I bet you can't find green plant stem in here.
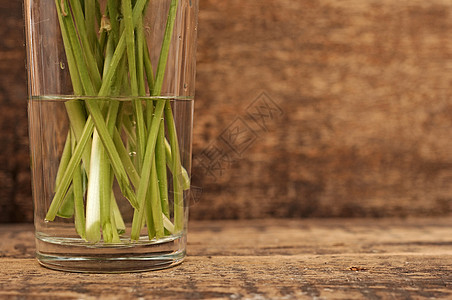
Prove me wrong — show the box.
[98,0,148,96]
[60,6,138,207]
[164,139,190,190]
[122,0,146,171]
[130,100,164,240]
[71,130,86,240]
[58,1,138,209]
[143,42,155,94]
[150,159,165,238]
[107,0,120,44]
[99,30,107,60]
[88,32,124,243]
[136,16,146,97]
[145,189,156,239]
[55,132,72,187]
[55,0,92,172]
[56,132,75,218]
[142,33,170,220]
[142,96,159,239]
[65,102,92,172]
[100,145,113,243]
[85,101,138,208]
[134,15,148,169]
[46,117,94,221]
[56,1,83,94]
[56,186,74,218]
[101,99,122,244]
[62,5,96,95]
[130,0,180,239]
[68,0,102,89]
[95,0,102,28]
[109,196,122,243]
[153,0,179,96]
[98,34,117,243]
[165,102,184,232]
[84,0,100,65]
[85,130,102,243]
[113,129,140,187]
[136,14,168,240]
[163,214,175,234]
[50,0,190,243]
[131,158,164,240]
[121,115,137,146]
[122,0,138,96]
[77,2,151,210]
[156,121,170,218]
[132,101,146,168]
[111,192,126,235]
[143,43,155,132]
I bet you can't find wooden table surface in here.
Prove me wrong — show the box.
[0,218,451,299]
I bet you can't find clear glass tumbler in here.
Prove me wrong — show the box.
[24,0,198,273]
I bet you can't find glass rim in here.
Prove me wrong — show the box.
[29,95,194,102]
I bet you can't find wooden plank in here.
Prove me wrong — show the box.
[0,0,31,223]
[191,0,452,219]
[0,219,451,299]
[0,255,450,299]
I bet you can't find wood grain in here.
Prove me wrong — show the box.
[0,218,451,299]
[0,1,31,222]
[190,0,452,219]
[0,0,451,221]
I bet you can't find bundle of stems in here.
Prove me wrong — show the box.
[44,0,190,243]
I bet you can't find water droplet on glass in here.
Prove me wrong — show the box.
[60,62,65,69]
[178,35,182,40]
[129,151,137,157]
[183,83,188,91]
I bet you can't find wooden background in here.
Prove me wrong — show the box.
[0,0,451,222]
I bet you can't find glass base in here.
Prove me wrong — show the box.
[35,234,186,273]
